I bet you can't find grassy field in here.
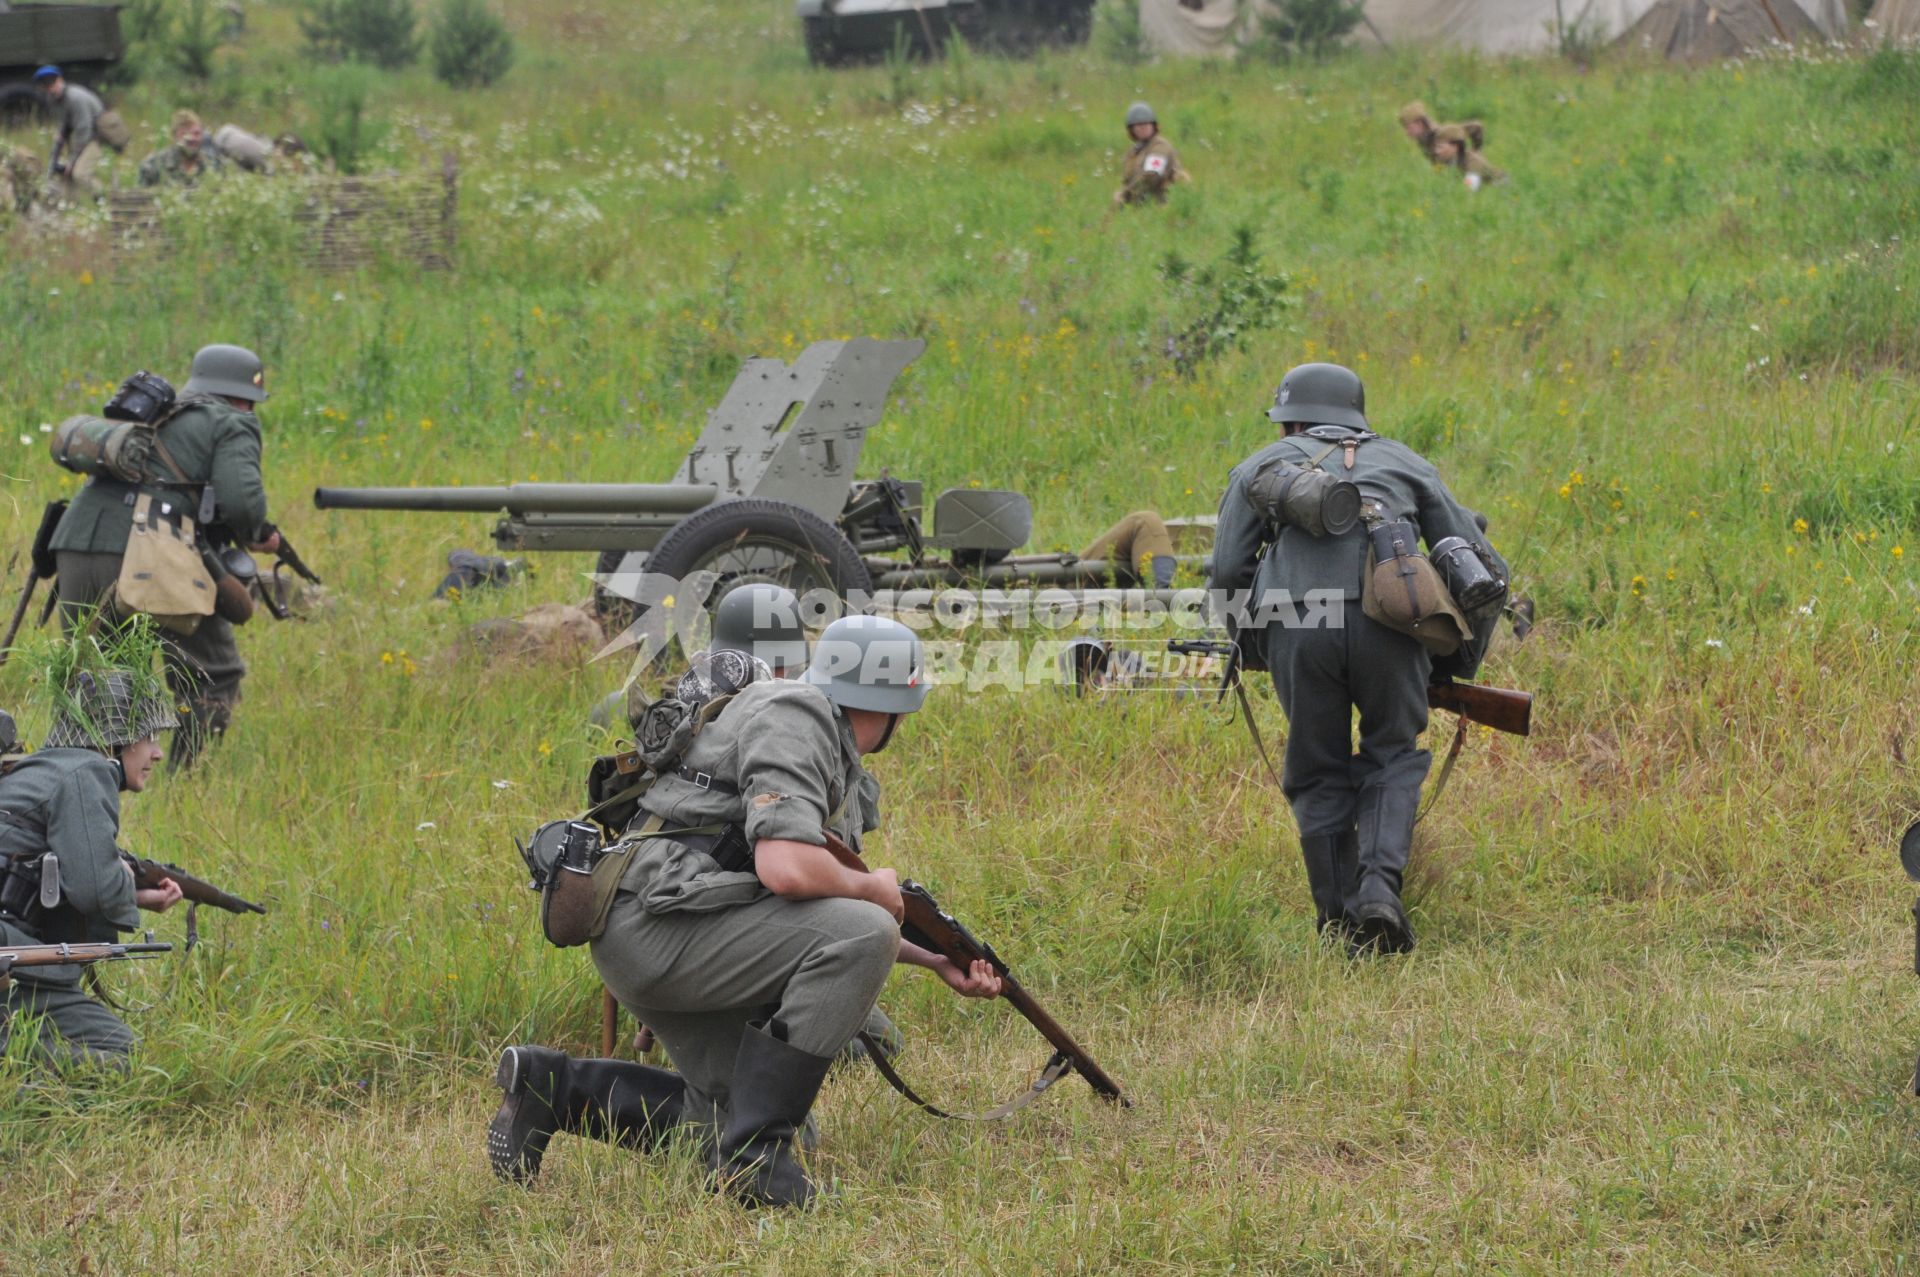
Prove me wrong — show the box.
[4,1,1920,1271]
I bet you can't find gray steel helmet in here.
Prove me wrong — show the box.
[711,583,809,675]
[1125,101,1156,129]
[182,343,269,403]
[1267,362,1367,430]
[802,615,929,714]
[43,669,179,751]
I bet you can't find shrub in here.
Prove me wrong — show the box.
[308,62,389,174]
[429,0,515,89]
[1246,0,1362,61]
[1095,0,1148,65]
[301,0,422,69]
[170,0,223,80]
[1162,226,1294,376]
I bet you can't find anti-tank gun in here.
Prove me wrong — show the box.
[315,339,1216,624]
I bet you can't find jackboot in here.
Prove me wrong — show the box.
[1297,833,1352,939]
[1351,784,1422,955]
[486,1044,690,1185]
[712,1020,835,1209]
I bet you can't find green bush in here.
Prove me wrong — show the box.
[308,62,389,174]
[170,0,223,80]
[428,0,515,89]
[1095,0,1148,65]
[1247,0,1362,61]
[301,0,422,69]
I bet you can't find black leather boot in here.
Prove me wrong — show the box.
[1352,785,1421,955]
[713,1020,835,1209]
[486,1045,690,1185]
[1298,833,1352,938]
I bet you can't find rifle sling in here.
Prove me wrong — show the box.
[1415,714,1471,825]
[859,1034,1074,1122]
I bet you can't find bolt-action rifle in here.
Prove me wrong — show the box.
[822,831,1128,1118]
[122,854,265,949]
[0,940,172,991]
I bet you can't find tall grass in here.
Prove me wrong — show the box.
[2,6,1919,1272]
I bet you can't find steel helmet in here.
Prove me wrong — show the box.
[710,583,809,675]
[183,343,269,403]
[1125,101,1157,129]
[802,615,928,714]
[1266,362,1368,431]
[42,669,178,752]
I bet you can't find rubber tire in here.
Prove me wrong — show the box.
[0,83,51,127]
[596,497,872,637]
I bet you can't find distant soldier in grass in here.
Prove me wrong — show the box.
[138,110,228,188]
[1114,101,1186,207]
[51,344,281,772]
[0,144,40,218]
[34,66,112,202]
[0,640,183,1070]
[1398,100,1501,189]
[489,616,1002,1209]
[1080,510,1180,589]
[1208,363,1507,955]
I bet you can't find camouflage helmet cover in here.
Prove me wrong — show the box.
[183,343,268,403]
[710,583,809,675]
[802,615,929,715]
[1125,101,1156,128]
[43,669,178,752]
[1267,362,1369,431]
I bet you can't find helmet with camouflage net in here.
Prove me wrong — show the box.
[710,583,809,676]
[1125,101,1157,129]
[1267,362,1368,431]
[43,669,178,752]
[183,343,268,403]
[802,615,928,715]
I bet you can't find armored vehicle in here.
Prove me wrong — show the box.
[0,3,123,124]
[316,338,1212,624]
[798,0,1096,65]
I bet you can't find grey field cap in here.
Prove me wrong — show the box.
[1267,362,1368,430]
[183,343,269,403]
[43,669,179,751]
[802,615,929,714]
[1125,101,1156,128]
[710,583,810,675]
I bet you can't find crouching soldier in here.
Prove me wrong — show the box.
[489,615,1001,1208]
[0,661,183,1069]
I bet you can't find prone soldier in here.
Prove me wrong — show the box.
[138,110,229,188]
[490,615,1002,1208]
[50,345,281,772]
[1398,101,1502,190]
[1208,363,1508,954]
[1114,101,1186,208]
[0,661,183,1069]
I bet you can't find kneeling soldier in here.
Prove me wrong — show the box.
[0,662,183,1069]
[489,615,1001,1207]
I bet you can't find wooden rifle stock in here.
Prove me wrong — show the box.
[1427,680,1532,737]
[823,833,1128,1107]
[0,940,172,989]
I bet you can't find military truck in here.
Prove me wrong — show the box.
[798,0,1096,65]
[315,338,1213,626]
[0,2,123,125]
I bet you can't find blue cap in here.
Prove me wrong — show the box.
[33,65,60,81]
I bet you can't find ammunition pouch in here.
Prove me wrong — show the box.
[1361,520,1471,657]
[1245,458,1361,538]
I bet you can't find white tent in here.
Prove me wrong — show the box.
[1866,0,1920,41]
[1135,0,1847,56]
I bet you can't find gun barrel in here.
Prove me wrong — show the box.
[314,483,720,516]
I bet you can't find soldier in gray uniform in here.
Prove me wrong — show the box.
[489,615,1001,1208]
[1209,363,1504,954]
[34,66,107,200]
[0,667,183,1068]
[51,344,281,772]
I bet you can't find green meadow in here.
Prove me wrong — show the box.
[3,1,1920,1270]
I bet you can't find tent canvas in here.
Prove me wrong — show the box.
[1867,0,1920,41]
[1135,0,1846,55]
[1615,0,1822,60]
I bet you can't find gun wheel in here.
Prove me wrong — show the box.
[595,498,872,661]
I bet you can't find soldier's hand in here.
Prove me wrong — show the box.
[866,867,904,923]
[932,956,1003,1000]
[136,876,184,912]
[249,530,282,554]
